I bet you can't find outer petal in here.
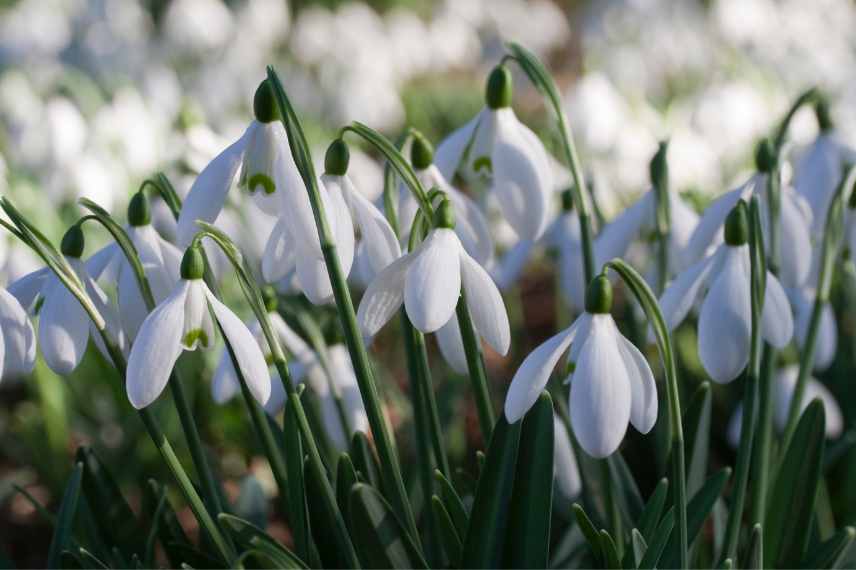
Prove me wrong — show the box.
[0,287,36,377]
[262,217,297,283]
[205,287,271,406]
[612,321,658,433]
[491,109,552,241]
[460,250,510,355]
[342,175,401,277]
[686,184,748,263]
[659,247,723,331]
[118,261,149,340]
[321,174,356,278]
[434,112,482,181]
[39,275,90,375]
[404,229,462,333]
[85,243,121,282]
[775,188,813,288]
[270,312,314,364]
[774,366,843,439]
[698,247,750,383]
[760,269,793,349]
[553,415,582,499]
[356,251,417,340]
[295,254,335,305]
[504,321,579,422]
[126,282,187,408]
[570,315,632,458]
[8,267,50,312]
[211,350,240,404]
[177,129,248,246]
[594,191,653,267]
[793,134,843,236]
[435,316,468,374]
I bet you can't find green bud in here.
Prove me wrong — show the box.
[411,132,434,170]
[180,246,206,280]
[485,65,512,109]
[127,192,151,226]
[585,274,613,314]
[253,79,278,124]
[433,198,455,229]
[649,141,669,190]
[724,202,749,246]
[815,97,833,132]
[754,138,776,173]
[561,189,575,212]
[60,224,85,258]
[324,138,350,176]
[261,285,278,312]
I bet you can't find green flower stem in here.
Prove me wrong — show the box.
[721,199,765,565]
[772,87,820,151]
[456,293,496,443]
[268,66,420,547]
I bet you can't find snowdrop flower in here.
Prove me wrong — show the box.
[263,139,397,290]
[212,289,315,405]
[0,286,36,381]
[553,414,582,499]
[357,199,510,360]
[727,365,843,446]
[543,191,587,310]
[789,286,837,372]
[88,193,182,340]
[504,275,658,458]
[660,204,793,383]
[126,246,270,409]
[35,225,125,375]
[434,65,553,242]
[687,144,813,289]
[400,133,493,265]
[793,101,855,237]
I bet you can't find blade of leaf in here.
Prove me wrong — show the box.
[434,469,469,539]
[303,456,358,568]
[573,503,603,565]
[218,514,307,569]
[637,478,668,542]
[599,530,621,569]
[336,453,359,528]
[351,431,383,491]
[431,496,463,564]
[747,524,763,569]
[683,383,712,496]
[800,526,855,569]
[47,462,84,569]
[631,529,648,568]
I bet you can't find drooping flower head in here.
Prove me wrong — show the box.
[660,202,793,383]
[434,64,553,242]
[0,286,36,381]
[504,274,658,458]
[126,245,270,409]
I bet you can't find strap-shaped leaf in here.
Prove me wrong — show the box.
[573,503,603,565]
[637,509,674,570]
[142,480,192,568]
[630,529,648,569]
[683,383,712,496]
[303,456,358,568]
[47,462,84,569]
[608,452,645,529]
[351,431,383,492]
[218,514,307,569]
[747,524,763,569]
[505,392,555,568]
[431,496,463,564]
[282,400,310,559]
[800,525,855,569]
[348,483,428,569]
[637,478,668,543]
[336,453,359,528]
[461,413,522,568]
[434,469,469,539]
[599,530,621,569]
[765,400,826,568]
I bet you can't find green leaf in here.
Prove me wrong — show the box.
[47,462,84,569]
[218,514,307,569]
[303,456,357,568]
[74,548,109,569]
[75,447,144,556]
[599,530,621,569]
[434,469,469,539]
[637,509,674,570]
[765,400,826,568]
[282,399,309,559]
[573,503,603,564]
[348,483,428,569]
[683,383,712,496]
[431,496,463,564]
[637,478,668,542]
[461,414,522,568]
[351,431,382,491]
[336,453,359,528]
[630,529,648,568]
[505,392,554,568]
[747,524,763,569]
[800,526,855,569]
[142,480,192,569]
[608,452,645,528]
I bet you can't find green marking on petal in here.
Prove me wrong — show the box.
[473,155,493,174]
[247,173,276,195]
[264,353,274,366]
[183,329,210,349]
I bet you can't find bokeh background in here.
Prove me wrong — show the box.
[3,0,856,566]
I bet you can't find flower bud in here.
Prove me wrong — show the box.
[325,138,350,176]
[754,138,776,173]
[433,198,456,229]
[411,132,434,170]
[253,79,278,124]
[261,285,278,312]
[180,246,206,280]
[128,192,151,227]
[561,189,575,212]
[485,65,512,109]
[61,224,85,258]
[724,202,749,246]
[649,140,669,191]
[815,97,833,132]
[585,274,613,314]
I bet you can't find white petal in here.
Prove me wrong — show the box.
[459,250,510,355]
[211,350,240,404]
[668,193,701,271]
[491,109,552,241]
[39,275,91,375]
[504,322,579,422]
[558,243,587,312]
[435,316,468,374]
[322,175,356,278]
[342,175,401,276]
[182,280,215,350]
[295,254,335,305]
[553,415,582,499]
[727,403,744,449]
[126,282,187,408]
[594,191,653,267]
[0,287,35,377]
[659,247,722,331]
[357,251,417,340]
[434,112,481,181]
[118,262,150,341]
[404,229,462,333]
[277,170,323,260]
[686,184,748,263]
[205,286,271,406]
[263,371,289,416]
[177,130,248,246]
[813,304,838,372]
[761,271,793,349]
[261,217,297,283]
[775,188,813,288]
[697,247,751,383]
[85,243,121,282]
[570,315,632,458]
[270,312,314,364]
[793,134,843,236]
[612,321,658,433]
[8,267,50,312]
[773,366,843,439]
